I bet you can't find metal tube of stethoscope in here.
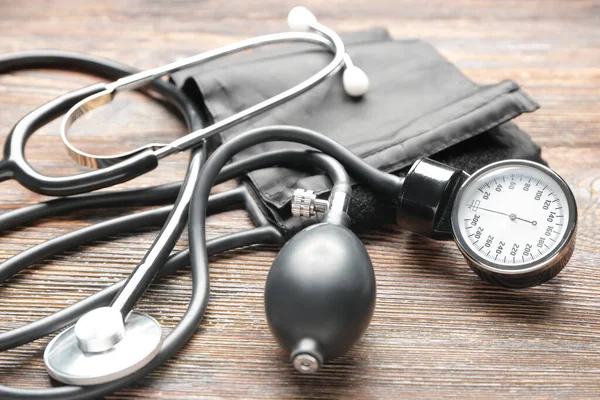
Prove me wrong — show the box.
[106,32,334,93]
[60,7,369,168]
[59,32,337,169]
[153,9,356,159]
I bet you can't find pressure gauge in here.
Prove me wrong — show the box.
[451,160,577,288]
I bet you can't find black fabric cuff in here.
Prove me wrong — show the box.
[171,29,543,232]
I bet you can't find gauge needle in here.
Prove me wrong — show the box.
[468,205,537,225]
[514,216,537,225]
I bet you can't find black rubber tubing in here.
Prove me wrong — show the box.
[0,151,349,398]
[0,123,396,397]
[0,49,205,399]
[0,149,338,346]
[0,50,203,195]
[0,149,348,232]
[0,206,280,351]
[0,150,348,348]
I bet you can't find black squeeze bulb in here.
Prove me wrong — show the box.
[264,222,376,373]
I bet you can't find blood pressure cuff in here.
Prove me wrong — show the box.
[171,29,543,233]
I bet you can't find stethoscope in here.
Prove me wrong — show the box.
[0,6,367,197]
[0,6,578,399]
[0,7,376,398]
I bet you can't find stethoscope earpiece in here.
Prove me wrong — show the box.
[343,65,370,97]
[287,6,317,31]
[287,5,370,98]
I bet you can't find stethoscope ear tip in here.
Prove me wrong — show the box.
[343,66,370,97]
[287,6,317,31]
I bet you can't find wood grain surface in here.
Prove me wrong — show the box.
[0,0,599,398]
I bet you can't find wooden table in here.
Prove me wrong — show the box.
[0,1,598,398]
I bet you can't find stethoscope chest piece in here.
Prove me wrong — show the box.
[44,311,162,385]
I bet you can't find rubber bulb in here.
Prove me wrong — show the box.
[265,223,376,373]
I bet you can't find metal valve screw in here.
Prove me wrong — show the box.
[291,188,329,217]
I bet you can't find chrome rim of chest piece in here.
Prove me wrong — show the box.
[44,312,163,385]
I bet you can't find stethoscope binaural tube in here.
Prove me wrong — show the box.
[60,7,369,169]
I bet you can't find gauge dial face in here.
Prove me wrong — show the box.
[451,160,576,271]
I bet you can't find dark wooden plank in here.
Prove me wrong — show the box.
[0,0,598,398]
